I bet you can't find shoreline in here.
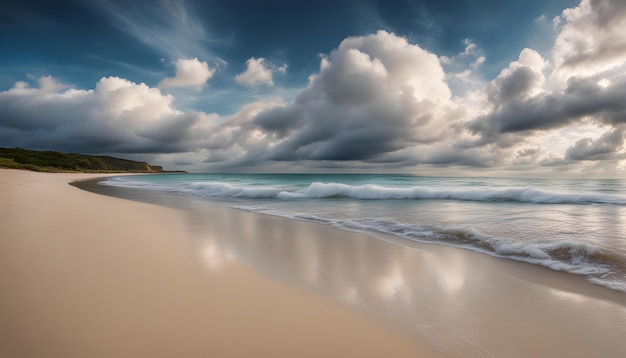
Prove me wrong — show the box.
[3,169,626,357]
[77,173,626,357]
[0,169,438,358]
[77,175,626,304]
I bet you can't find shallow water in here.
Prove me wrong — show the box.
[101,173,626,292]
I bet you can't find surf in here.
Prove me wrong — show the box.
[102,178,626,205]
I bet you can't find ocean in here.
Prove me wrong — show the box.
[101,173,626,293]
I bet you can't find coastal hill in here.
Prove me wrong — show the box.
[0,148,185,173]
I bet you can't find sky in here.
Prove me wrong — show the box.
[1,0,626,177]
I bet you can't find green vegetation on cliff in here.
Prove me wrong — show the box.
[0,148,184,173]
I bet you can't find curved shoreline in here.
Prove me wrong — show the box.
[76,175,626,304]
[0,169,438,358]
[73,173,626,357]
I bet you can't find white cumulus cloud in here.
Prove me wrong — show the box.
[218,30,457,165]
[552,0,626,80]
[159,57,215,89]
[235,57,286,87]
[4,0,626,176]
[0,75,212,154]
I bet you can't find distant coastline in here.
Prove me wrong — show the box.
[0,147,186,173]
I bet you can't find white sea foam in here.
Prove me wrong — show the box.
[101,176,626,292]
[588,277,626,292]
[235,206,626,292]
[101,178,283,198]
[101,179,626,205]
[279,182,626,204]
[185,182,281,198]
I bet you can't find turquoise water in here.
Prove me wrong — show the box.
[102,173,626,292]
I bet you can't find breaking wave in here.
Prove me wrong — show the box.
[100,176,626,292]
[101,178,626,205]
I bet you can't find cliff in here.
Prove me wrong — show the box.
[0,148,186,173]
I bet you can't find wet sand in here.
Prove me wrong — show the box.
[78,173,626,357]
[0,169,438,358]
[3,169,626,357]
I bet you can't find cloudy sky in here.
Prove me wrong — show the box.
[2,0,626,177]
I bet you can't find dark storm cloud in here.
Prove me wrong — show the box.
[253,106,303,138]
[469,76,626,144]
[487,66,543,104]
[565,126,626,161]
[418,149,493,167]
[0,91,95,131]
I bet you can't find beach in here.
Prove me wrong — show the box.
[0,169,438,358]
[2,169,626,357]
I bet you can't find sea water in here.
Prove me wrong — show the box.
[101,173,626,292]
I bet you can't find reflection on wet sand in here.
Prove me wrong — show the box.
[178,198,626,357]
[80,182,626,357]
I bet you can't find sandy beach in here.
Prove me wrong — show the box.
[2,169,626,357]
[0,169,438,358]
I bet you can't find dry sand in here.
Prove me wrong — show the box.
[0,169,439,358]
